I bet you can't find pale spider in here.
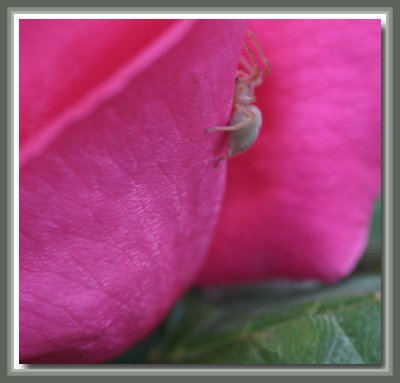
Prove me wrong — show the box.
[205,30,270,163]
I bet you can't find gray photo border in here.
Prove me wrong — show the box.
[2,1,396,381]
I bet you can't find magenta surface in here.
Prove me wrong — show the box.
[20,19,247,363]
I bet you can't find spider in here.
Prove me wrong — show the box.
[205,30,270,163]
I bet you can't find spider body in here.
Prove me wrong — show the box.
[206,30,270,161]
[227,104,262,157]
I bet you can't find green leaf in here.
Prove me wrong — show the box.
[108,326,164,364]
[358,197,382,272]
[150,275,381,365]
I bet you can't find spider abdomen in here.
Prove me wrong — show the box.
[228,105,262,157]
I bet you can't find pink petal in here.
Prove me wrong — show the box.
[20,19,176,155]
[20,19,247,363]
[197,20,381,285]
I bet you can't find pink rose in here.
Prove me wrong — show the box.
[19,19,380,364]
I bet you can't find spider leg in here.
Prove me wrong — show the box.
[240,42,260,84]
[204,106,255,133]
[246,30,271,76]
[204,119,248,133]
[212,154,228,168]
[236,68,249,80]
[239,54,253,75]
